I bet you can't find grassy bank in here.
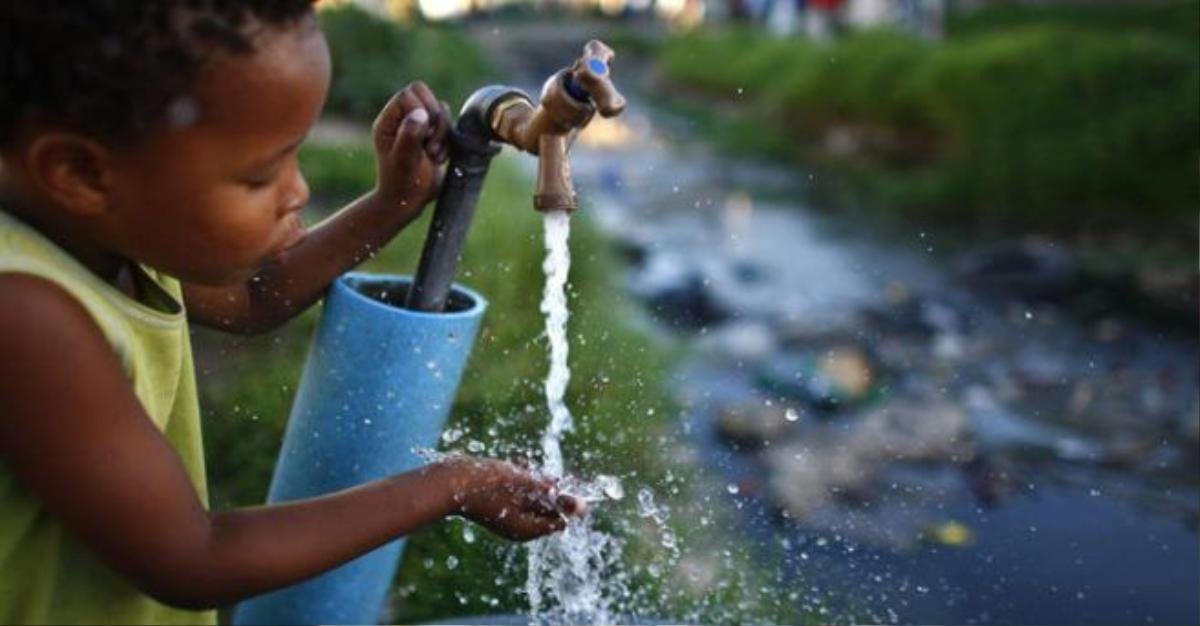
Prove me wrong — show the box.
[657,2,1199,244]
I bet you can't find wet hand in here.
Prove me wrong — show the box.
[371,81,452,216]
[439,455,586,542]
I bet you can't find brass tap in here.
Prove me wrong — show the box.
[488,40,627,212]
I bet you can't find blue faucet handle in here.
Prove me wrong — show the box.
[573,39,626,118]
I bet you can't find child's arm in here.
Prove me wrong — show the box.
[0,274,579,609]
[184,82,451,335]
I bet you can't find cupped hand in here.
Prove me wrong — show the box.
[371,81,452,216]
[438,455,587,542]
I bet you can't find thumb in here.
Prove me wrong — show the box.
[391,107,431,158]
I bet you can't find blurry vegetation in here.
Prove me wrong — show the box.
[318,4,494,120]
[658,1,1199,247]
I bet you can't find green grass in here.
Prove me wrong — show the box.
[657,5,1200,241]
[319,4,495,121]
[946,0,1200,42]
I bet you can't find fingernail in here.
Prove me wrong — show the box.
[408,108,429,125]
[556,494,583,515]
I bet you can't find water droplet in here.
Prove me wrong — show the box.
[726,483,740,495]
[462,526,476,544]
[467,439,484,453]
[596,474,625,500]
[636,488,657,517]
[785,408,799,422]
[446,555,459,570]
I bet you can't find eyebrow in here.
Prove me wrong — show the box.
[247,136,306,170]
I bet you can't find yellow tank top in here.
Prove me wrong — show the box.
[0,209,216,625]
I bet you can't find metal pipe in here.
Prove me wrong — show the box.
[404,87,528,312]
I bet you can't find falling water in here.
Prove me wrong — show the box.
[525,210,625,624]
[537,210,573,478]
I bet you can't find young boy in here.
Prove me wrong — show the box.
[0,2,582,624]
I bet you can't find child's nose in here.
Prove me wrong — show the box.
[282,171,310,215]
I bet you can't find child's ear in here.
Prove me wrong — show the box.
[25,132,114,217]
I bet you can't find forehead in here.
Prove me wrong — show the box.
[186,19,330,148]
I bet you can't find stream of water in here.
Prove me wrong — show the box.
[525,211,624,625]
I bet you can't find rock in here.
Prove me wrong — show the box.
[641,274,730,329]
[765,443,873,518]
[849,399,971,462]
[1135,266,1199,319]
[716,402,794,447]
[764,399,971,520]
[963,385,1104,461]
[964,454,1017,506]
[698,321,777,363]
[953,237,1077,299]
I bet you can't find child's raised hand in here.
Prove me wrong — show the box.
[371,81,452,216]
[439,455,586,541]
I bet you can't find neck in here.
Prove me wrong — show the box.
[0,180,127,285]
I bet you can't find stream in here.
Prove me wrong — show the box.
[480,22,1200,625]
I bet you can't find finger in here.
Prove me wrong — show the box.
[526,492,559,517]
[431,100,452,163]
[390,106,431,165]
[516,514,566,541]
[411,82,448,156]
[556,493,586,517]
[372,90,423,154]
[410,82,443,132]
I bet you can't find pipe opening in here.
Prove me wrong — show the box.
[354,280,476,313]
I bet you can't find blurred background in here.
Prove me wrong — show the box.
[197,0,1198,623]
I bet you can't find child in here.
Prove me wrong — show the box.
[0,2,583,624]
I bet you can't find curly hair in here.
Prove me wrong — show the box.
[0,0,318,146]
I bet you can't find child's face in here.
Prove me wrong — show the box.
[104,17,331,285]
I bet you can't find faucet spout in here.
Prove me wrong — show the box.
[487,39,626,212]
[405,40,624,310]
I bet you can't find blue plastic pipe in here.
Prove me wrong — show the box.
[233,272,486,625]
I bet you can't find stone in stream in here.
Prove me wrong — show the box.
[952,237,1078,300]
[765,399,971,519]
[698,321,777,363]
[715,402,796,447]
[630,251,730,329]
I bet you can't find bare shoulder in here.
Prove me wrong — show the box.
[0,272,107,353]
[0,272,130,423]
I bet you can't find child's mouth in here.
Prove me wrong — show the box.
[273,216,308,262]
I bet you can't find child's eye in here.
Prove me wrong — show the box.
[241,171,278,189]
